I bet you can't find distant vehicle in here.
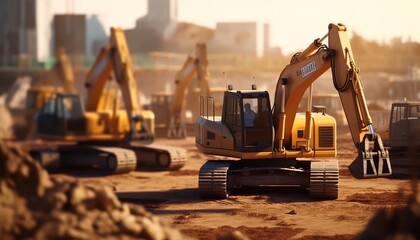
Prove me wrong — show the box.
[377,102,420,175]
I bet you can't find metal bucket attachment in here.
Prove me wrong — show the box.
[349,133,392,179]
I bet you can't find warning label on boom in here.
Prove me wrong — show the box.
[301,61,316,78]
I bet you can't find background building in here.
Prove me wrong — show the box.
[0,0,270,67]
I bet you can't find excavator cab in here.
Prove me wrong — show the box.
[222,91,273,152]
[37,93,86,136]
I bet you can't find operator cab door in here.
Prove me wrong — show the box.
[222,92,273,152]
[37,94,86,136]
[223,94,243,149]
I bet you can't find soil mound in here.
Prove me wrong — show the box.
[0,140,188,239]
[0,106,13,139]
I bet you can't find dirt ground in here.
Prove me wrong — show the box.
[37,133,418,240]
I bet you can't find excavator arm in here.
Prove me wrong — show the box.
[108,28,143,120]
[52,47,76,93]
[84,44,114,112]
[171,42,210,115]
[273,23,391,178]
[84,28,151,139]
[168,42,210,138]
[328,24,374,144]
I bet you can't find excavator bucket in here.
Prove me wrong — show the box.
[349,133,392,179]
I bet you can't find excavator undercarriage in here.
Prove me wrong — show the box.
[199,159,339,199]
[30,146,137,174]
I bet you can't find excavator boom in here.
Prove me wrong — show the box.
[53,47,76,93]
[171,43,210,115]
[272,23,391,178]
[167,43,210,138]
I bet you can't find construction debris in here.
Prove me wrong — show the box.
[0,140,188,239]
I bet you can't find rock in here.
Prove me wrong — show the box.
[141,217,165,240]
[96,187,122,212]
[77,216,94,233]
[121,215,142,234]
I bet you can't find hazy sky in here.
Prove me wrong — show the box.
[63,0,420,54]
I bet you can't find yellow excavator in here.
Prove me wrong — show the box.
[31,28,187,174]
[1,48,74,140]
[151,43,214,139]
[196,23,392,199]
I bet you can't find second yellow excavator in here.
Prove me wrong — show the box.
[196,23,392,199]
[151,43,220,139]
[31,28,187,174]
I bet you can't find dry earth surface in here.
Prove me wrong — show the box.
[38,133,418,240]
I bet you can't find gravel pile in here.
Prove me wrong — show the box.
[0,140,188,240]
[356,186,420,240]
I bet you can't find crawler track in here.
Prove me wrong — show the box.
[198,160,231,198]
[310,161,339,199]
[129,143,188,170]
[89,147,137,174]
[30,146,137,174]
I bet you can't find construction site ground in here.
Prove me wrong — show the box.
[18,132,418,240]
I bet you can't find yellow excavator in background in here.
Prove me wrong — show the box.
[151,43,219,139]
[5,47,75,140]
[31,28,187,174]
[196,23,392,199]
